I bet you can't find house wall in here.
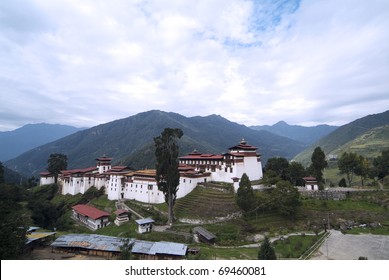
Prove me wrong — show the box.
[40,176,55,185]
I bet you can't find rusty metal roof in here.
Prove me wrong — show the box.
[51,234,130,252]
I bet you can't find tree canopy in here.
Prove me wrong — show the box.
[154,127,183,225]
[309,147,327,184]
[236,173,256,213]
[258,236,277,260]
[47,153,68,183]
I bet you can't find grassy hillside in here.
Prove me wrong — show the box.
[293,110,389,166]
[331,125,389,159]
[174,184,239,219]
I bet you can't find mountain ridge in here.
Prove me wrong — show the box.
[250,121,338,145]
[5,110,306,177]
[0,123,85,161]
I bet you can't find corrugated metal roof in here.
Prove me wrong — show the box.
[26,232,56,245]
[193,227,216,240]
[135,217,155,225]
[132,240,187,256]
[51,234,130,252]
[51,234,187,256]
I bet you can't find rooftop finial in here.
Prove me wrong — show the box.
[240,138,246,144]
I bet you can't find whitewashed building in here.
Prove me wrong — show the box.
[40,139,263,203]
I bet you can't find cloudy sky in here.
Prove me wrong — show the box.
[0,0,388,131]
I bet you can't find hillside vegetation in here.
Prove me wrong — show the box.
[294,110,389,166]
[5,110,305,177]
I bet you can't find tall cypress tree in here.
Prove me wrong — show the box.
[47,153,68,184]
[154,128,183,225]
[258,236,277,260]
[236,173,256,213]
[309,147,328,184]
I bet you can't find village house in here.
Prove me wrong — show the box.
[40,139,263,204]
[303,177,319,191]
[72,204,110,231]
[135,217,155,234]
[114,209,131,226]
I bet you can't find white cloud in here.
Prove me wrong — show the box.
[0,0,388,131]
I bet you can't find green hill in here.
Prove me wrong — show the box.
[293,110,389,165]
[331,125,389,159]
[5,110,305,176]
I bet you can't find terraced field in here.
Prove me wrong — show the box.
[174,184,240,219]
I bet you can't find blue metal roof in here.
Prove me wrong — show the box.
[132,240,187,256]
[135,217,155,225]
[51,234,131,252]
[50,234,187,256]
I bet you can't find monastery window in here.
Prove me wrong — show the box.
[183,179,186,183]
[148,185,153,190]
[190,180,192,183]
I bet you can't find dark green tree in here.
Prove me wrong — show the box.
[154,128,183,225]
[264,157,290,181]
[373,148,389,179]
[286,161,307,186]
[354,155,370,187]
[338,178,347,188]
[258,236,277,260]
[47,153,68,184]
[236,173,256,213]
[338,152,360,187]
[309,147,328,184]
[0,161,4,184]
[272,180,301,217]
[119,238,134,260]
[0,184,27,259]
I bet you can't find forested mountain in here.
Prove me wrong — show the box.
[0,123,84,161]
[251,121,338,145]
[293,110,389,165]
[5,110,306,177]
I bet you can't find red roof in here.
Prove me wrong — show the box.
[72,204,110,220]
[179,153,223,160]
[114,209,128,215]
[61,167,97,175]
[303,177,317,182]
[229,139,257,151]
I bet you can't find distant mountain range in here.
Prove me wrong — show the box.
[5,110,307,177]
[251,121,338,145]
[293,110,389,165]
[0,123,85,162]
[5,110,388,179]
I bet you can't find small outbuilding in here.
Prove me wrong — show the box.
[135,218,155,234]
[303,177,319,191]
[114,209,131,226]
[193,226,217,244]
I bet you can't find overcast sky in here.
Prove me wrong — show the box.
[0,0,388,131]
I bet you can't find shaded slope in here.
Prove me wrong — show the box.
[5,110,306,176]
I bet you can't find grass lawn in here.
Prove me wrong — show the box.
[189,245,259,260]
[272,233,323,259]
